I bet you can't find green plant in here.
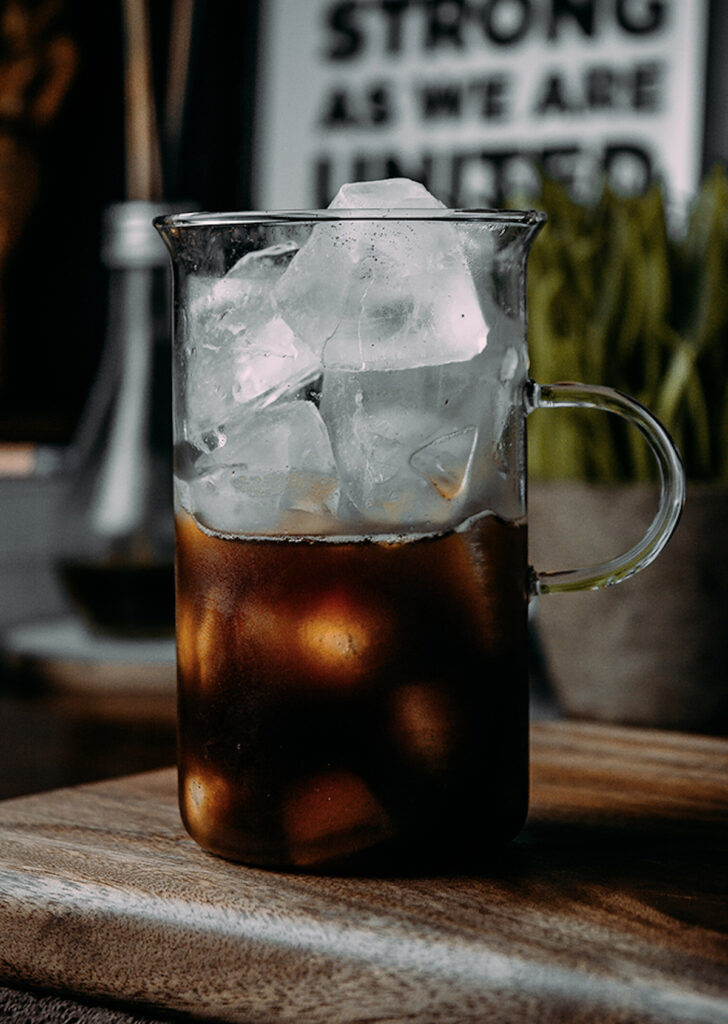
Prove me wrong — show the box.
[525,166,728,482]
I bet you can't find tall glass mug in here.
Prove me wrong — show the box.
[156,197,684,871]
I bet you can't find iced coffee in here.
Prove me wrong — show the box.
[159,179,535,869]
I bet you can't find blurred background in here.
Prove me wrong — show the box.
[0,0,725,800]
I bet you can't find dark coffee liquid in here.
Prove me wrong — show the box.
[175,512,529,870]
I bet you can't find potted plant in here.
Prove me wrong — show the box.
[525,168,728,733]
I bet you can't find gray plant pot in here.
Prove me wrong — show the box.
[528,482,728,734]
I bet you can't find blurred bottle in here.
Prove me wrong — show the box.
[55,200,184,636]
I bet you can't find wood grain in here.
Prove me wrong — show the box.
[0,721,726,1024]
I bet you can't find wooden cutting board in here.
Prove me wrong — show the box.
[0,720,726,1024]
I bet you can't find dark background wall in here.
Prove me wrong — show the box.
[0,0,259,443]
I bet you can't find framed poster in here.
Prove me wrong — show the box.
[253,0,709,208]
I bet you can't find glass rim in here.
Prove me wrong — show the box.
[153,208,547,229]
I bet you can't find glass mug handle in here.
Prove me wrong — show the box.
[526,381,686,595]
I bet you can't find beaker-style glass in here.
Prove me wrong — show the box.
[156,208,684,869]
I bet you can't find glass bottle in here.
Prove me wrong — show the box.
[55,200,185,636]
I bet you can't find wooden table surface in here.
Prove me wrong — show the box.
[0,720,726,1024]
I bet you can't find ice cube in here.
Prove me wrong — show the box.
[227,314,320,407]
[323,256,487,371]
[282,770,392,867]
[409,427,477,500]
[201,242,300,311]
[188,401,339,535]
[274,178,488,372]
[319,363,482,528]
[183,243,321,449]
[229,241,300,276]
[328,178,445,210]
